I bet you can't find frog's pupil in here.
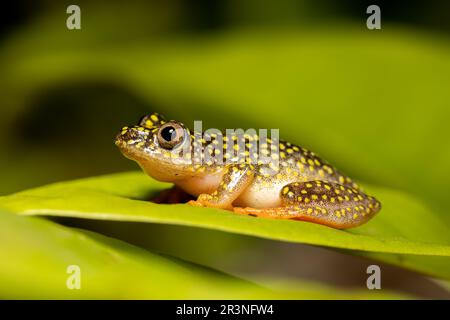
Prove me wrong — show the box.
[161,126,176,141]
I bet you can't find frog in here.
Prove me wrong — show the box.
[115,112,381,229]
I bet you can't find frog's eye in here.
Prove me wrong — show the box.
[140,112,166,128]
[157,122,185,149]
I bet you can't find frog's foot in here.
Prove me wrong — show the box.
[187,194,233,210]
[233,206,293,218]
[233,205,359,229]
[187,200,205,207]
[235,180,381,229]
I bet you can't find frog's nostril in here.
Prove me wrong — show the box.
[118,130,135,142]
[116,126,148,147]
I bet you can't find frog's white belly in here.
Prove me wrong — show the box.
[235,180,286,208]
[176,173,222,197]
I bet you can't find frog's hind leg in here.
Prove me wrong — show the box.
[233,180,381,229]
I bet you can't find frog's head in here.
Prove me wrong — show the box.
[115,113,193,182]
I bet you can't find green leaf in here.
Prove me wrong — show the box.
[1,172,450,281]
[0,210,406,299]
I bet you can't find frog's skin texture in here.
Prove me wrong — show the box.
[115,113,381,229]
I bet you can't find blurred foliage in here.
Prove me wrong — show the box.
[0,0,449,299]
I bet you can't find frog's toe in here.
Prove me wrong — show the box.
[233,206,293,218]
[189,194,233,210]
[187,200,205,207]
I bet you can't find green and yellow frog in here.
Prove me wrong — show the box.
[115,113,381,229]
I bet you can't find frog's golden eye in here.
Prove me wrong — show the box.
[157,122,185,149]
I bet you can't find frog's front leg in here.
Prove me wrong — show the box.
[234,180,381,229]
[189,165,255,210]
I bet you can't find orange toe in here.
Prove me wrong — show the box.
[187,200,204,207]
